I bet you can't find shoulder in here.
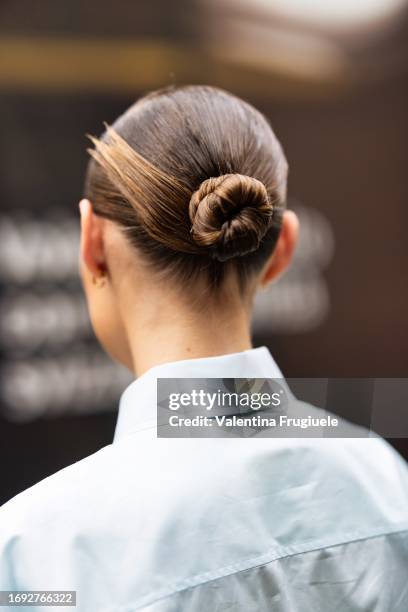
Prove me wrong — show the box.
[0,443,117,539]
[284,399,408,493]
[0,432,181,547]
[282,434,408,530]
[0,443,118,588]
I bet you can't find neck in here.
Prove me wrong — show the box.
[123,288,253,376]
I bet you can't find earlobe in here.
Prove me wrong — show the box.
[260,210,299,287]
[79,199,107,279]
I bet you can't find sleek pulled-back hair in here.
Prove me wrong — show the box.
[84,85,288,287]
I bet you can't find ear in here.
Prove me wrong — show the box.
[79,199,107,278]
[260,210,299,287]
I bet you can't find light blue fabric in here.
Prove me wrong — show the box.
[1,347,408,611]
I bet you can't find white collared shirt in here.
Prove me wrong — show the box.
[1,347,408,611]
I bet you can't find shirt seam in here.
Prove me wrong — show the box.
[105,523,408,612]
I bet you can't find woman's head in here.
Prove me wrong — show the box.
[80,86,298,371]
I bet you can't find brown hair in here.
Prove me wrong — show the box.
[84,85,288,287]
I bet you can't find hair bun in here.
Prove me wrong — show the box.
[188,174,273,262]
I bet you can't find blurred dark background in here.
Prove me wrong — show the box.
[1,0,408,504]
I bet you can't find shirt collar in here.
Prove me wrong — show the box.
[113,346,284,442]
